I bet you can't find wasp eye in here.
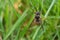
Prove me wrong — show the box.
[36,12,40,15]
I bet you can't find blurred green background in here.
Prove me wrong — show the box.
[0,0,60,40]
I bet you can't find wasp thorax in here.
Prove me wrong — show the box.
[35,15,40,19]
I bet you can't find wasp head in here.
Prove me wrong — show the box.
[36,12,40,15]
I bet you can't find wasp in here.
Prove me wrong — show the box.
[34,12,41,25]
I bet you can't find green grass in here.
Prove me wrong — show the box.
[0,0,60,40]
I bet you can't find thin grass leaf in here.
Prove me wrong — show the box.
[19,14,35,38]
[14,27,20,40]
[9,0,21,18]
[44,0,56,19]
[3,9,29,40]
[0,12,5,37]
[32,26,41,40]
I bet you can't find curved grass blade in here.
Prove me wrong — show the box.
[3,9,29,40]
[19,14,35,38]
[44,0,55,19]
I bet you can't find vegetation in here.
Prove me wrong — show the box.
[0,0,60,40]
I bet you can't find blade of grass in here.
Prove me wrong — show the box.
[19,13,35,38]
[9,0,21,18]
[44,0,55,19]
[14,26,20,40]
[3,9,29,40]
[4,2,10,33]
[0,12,5,37]
[32,26,41,40]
